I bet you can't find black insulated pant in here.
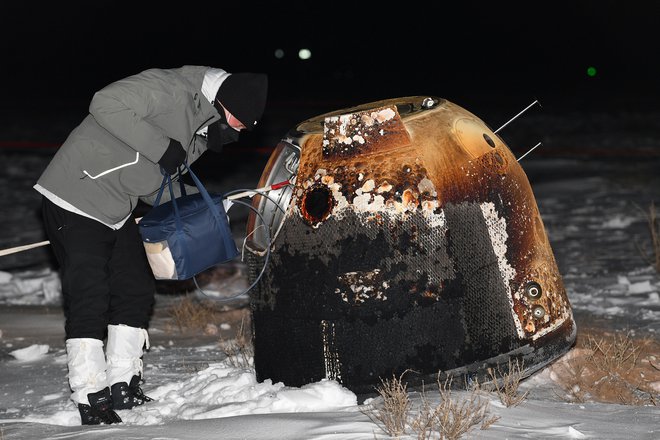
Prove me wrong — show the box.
[41,197,156,340]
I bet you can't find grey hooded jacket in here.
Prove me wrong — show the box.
[35,66,224,226]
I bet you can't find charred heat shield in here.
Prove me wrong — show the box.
[245,97,576,397]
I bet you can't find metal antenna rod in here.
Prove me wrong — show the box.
[494,99,540,134]
[517,142,542,161]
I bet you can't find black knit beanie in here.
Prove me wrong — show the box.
[214,73,268,131]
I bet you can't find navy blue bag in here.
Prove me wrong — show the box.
[138,163,239,280]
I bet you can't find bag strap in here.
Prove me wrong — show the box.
[180,162,224,224]
[166,173,183,233]
[153,166,187,208]
[153,174,168,207]
[153,162,221,223]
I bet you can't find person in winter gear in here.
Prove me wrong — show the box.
[34,66,268,424]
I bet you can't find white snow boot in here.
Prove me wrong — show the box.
[66,338,121,425]
[106,324,153,409]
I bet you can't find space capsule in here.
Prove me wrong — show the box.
[244,96,576,396]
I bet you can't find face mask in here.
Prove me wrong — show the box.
[206,119,240,153]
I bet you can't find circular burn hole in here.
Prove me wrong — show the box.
[301,186,334,224]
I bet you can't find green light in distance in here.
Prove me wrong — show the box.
[587,66,597,77]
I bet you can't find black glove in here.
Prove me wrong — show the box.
[158,139,186,174]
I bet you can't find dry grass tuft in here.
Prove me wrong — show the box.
[411,377,498,440]
[364,373,498,439]
[552,350,591,403]
[550,329,659,405]
[167,296,254,370]
[487,359,529,407]
[219,316,254,369]
[367,371,412,437]
[167,295,225,333]
[585,331,641,374]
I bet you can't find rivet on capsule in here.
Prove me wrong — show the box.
[525,281,542,300]
[532,305,546,319]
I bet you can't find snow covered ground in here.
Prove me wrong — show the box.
[0,145,659,438]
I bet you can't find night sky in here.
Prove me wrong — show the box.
[1,2,659,148]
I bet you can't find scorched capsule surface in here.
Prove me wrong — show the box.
[244,96,576,396]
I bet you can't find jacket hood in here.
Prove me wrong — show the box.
[201,68,231,104]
